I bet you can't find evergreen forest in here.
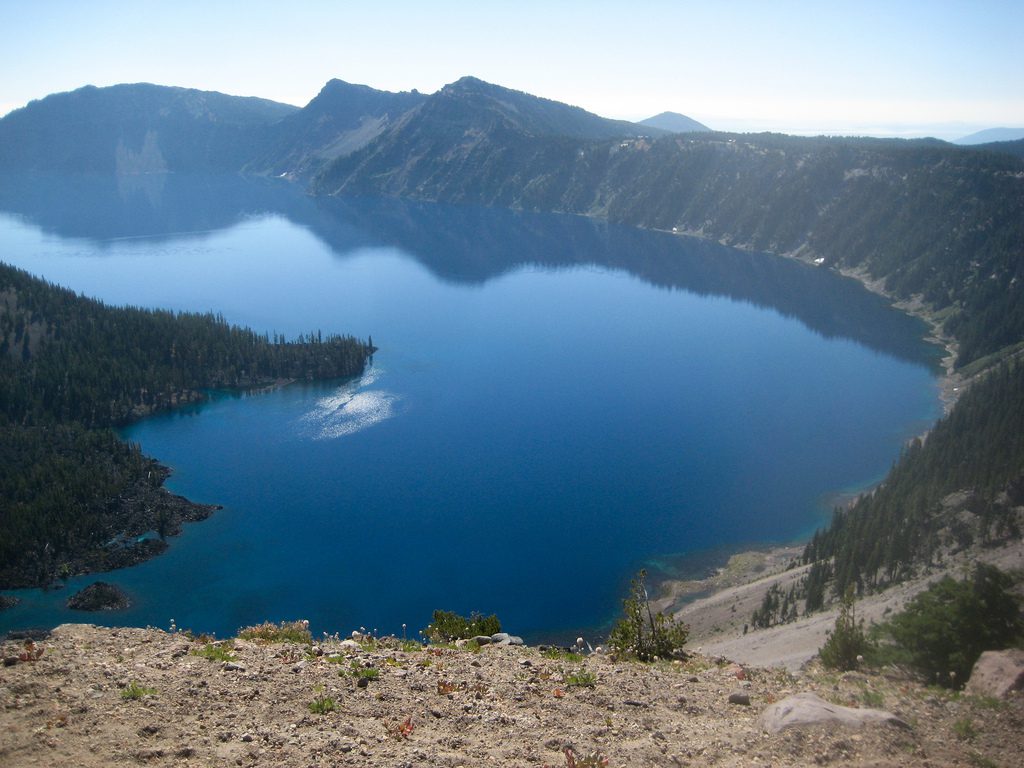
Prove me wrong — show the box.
[0,263,373,588]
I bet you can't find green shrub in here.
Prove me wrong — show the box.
[819,588,872,671]
[542,648,584,663]
[954,717,978,742]
[191,642,236,662]
[121,681,157,700]
[238,620,312,645]
[565,668,597,688]
[351,664,380,681]
[309,693,337,714]
[608,569,689,661]
[877,564,1022,688]
[423,610,501,642]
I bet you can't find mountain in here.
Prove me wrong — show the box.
[639,111,710,133]
[314,75,658,200]
[430,76,659,140]
[954,127,1024,145]
[0,83,296,174]
[242,79,427,179]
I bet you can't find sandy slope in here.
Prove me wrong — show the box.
[670,538,1024,672]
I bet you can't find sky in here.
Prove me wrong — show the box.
[1,0,1022,140]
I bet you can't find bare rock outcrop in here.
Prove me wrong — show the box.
[965,648,1024,699]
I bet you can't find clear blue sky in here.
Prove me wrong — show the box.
[2,0,1022,139]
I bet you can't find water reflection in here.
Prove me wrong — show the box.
[0,172,939,367]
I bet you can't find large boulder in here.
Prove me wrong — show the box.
[760,693,909,734]
[965,649,1024,699]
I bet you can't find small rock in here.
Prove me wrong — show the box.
[223,662,246,672]
[0,595,20,611]
[725,663,746,680]
[291,661,306,673]
[240,733,254,743]
[728,691,751,706]
[472,635,493,645]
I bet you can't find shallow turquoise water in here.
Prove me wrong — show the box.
[0,175,941,642]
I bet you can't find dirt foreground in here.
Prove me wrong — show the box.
[2,623,1022,767]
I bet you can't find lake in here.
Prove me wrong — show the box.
[0,174,941,642]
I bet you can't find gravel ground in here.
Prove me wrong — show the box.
[2,624,1022,767]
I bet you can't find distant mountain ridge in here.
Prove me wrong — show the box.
[0,76,657,179]
[0,83,296,174]
[313,76,658,200]
[639,111,710,133]
[954,127,1024,145]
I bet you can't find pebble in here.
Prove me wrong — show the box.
[728,691,751,706]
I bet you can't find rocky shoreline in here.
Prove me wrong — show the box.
[0,461,218,592]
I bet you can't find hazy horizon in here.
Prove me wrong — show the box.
[2,1,1022,142]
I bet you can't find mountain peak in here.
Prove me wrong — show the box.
[441,76,511,97]
[640,111,710,133]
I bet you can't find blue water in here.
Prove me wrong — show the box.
[0,175,941,642]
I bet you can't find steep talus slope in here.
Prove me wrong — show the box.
[0,83,296,174]
[243,79,426,178]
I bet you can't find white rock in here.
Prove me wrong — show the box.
[759,693,910,734]
[965,649,1024,699]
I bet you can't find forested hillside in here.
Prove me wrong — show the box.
[801,360,1024,612]
[317,121,1024,370]
[0,263,373,588]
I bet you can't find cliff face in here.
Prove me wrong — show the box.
[2,623,1021,767]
